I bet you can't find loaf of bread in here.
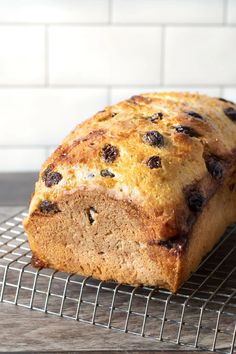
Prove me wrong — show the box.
[23,92,236,292]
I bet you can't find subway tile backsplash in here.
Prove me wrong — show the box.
[0,88,108,146]
[112,0,225,24]
[0,148,46,172]
[0,0,235,171]
[0,0,109,24]
[227,0,236,24]
[49,26,162,85]
[0,25,45,85]
[164,27,236,85]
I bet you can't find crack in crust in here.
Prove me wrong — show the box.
[46,129,107,170]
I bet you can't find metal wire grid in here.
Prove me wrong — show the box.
[0,210,235,353]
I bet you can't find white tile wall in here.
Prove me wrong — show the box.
[49,26,162,85]
[0,26,45,85]
[0,88,108,146]
[0,0,109,23]
[0,148,46,172]
[222,88,236,103]
[227,0,236,24]
[0,0,235,172]
[112,0,224,24]
[164,27,236,85]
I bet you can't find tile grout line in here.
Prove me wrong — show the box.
[0,145,55,149]
[0,22,235,27]
[160,25,165,86]
[44,146,50,159]
[219,86,224,97]
[44,145,56,158]
[107,86,112,105]
[108,0,112,25]
[223,0,228,25]
[0,84,234,89]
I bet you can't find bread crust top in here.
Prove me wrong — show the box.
[28,92,236,241]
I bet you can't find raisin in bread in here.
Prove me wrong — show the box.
[23,92,236,292]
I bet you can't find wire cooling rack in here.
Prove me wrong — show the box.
[0,210,235,353]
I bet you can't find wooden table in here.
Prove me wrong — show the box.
[0,173,217,353]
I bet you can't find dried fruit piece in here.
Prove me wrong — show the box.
[142,131,164,147]
[186,189,205,212]
[100,144,119,163]
[224,107,236,122]
[39,200,60,214]
[146,112,163,122]
[149,235,187,254]
[185,111,203,120]
[204,154,224,180]
[146,156,161,169]
[100,169,115,178]
[42,168,63,188]
[42,167,51,180]
[175,125,200,137]
[159,235,187,252]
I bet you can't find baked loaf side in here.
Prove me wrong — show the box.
[23,92,236,292]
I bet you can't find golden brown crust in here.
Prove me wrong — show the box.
[23,92,236,292]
